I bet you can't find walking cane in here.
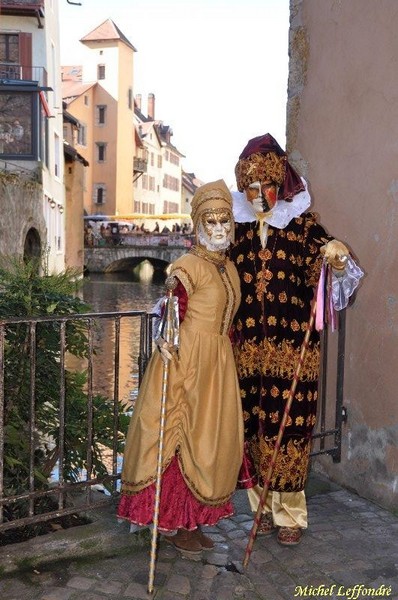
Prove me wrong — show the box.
[243,263,329,568]
[148,278,179,595]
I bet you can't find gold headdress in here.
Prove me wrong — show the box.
[235,151,286,193]
[190,179,233,231]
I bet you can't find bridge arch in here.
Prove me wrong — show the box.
[84,245,188,274]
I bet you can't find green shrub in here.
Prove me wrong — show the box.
[0,257,129,524]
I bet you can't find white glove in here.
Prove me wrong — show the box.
[320,239,349,271]
[156,336,175,364]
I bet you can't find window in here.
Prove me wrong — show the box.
[97,64,105,80]
[150,152,154,167]
[0,33,32,80]
[157,155,162,168]
[94,184,106,205]
[142,174,148,190]
[149,176,155,191]
[170,152,180,166]
[77,123,87,146]
[128,87,133,110]
[96,142,106,162]
[51,42,57,106]
[0,33,19,63]
[40,108,49,167]
[96,105,106,125]
[84,95,89,106]
[54,132,60,177]
[163,174,180,192]
[0,89,37,159]
[163,201,179,213]
[55,206,63,253]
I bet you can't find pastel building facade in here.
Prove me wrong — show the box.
[0,0,66,273]
[62,19,138,217]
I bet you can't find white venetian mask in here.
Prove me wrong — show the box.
[197,209,233,251]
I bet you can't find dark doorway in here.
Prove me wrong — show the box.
[23,227,41,261]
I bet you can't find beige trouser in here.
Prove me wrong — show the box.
[247,485,308,529]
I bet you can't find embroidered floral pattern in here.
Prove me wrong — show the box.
[229,212,333,491]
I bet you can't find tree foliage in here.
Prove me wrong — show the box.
[0,258,129,523]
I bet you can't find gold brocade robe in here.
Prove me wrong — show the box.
[120,252,244,506]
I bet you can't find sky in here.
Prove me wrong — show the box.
[59,0,290,189]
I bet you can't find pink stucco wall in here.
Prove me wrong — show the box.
[287,0,398,509]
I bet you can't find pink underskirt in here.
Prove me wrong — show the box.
[117,456,234,532]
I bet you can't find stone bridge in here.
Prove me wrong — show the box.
[84,242,190,273]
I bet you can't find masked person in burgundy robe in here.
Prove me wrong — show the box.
[229,134,363,545]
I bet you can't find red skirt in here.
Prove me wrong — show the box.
[117,456,234,532]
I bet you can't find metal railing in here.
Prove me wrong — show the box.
[310,309,347,462]
[0,310,154,533]
[0,64,48,87]
[0,308,345,533]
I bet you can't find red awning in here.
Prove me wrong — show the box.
[39,91,53,118]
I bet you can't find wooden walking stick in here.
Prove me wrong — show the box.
[243,267,327,568]
[148,278,179,595]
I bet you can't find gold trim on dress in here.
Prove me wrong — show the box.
[190,244,227,270]
[171,266,195,296]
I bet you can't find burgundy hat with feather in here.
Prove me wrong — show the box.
[235,133,305,201]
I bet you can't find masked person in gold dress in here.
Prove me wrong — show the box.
[117,180,244,556]
[229,134,363,546]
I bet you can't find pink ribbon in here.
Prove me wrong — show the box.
[315,261,326,331]
[315,260,337,332]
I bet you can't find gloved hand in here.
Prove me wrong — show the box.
[320,239,349,271]
[155,336,176,363]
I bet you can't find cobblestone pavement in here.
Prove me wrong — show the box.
[1,475,398,600]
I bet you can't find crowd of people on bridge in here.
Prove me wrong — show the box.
[84,220,192,247]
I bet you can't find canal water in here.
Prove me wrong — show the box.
[82,263,167,406]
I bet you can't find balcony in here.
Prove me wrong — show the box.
[0,0,45,26]
[0,64,48,87]
[133,156,147,175]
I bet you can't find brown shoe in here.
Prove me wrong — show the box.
[163,528,202,555]
[193,526,214,550]
[277,526,302,546]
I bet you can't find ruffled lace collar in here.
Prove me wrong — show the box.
[232,177,311,229]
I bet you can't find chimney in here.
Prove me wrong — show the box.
[148,93,155,120]
[135,94,142,111]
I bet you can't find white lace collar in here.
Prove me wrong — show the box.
[232,177,311,229]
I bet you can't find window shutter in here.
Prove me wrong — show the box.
[19,33,32,80]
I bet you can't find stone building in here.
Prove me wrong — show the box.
[287,0,398,509]
[0,0,66,272]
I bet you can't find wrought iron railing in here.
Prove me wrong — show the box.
[0,64,48,87]
[0,308,345,533]
[0,310,154,533]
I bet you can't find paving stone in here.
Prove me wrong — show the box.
[123,581,151,598]
[1,475,398,600]
[165,573,191,595]
[201,564,219,578]
[67,575,95,590]
[40,589,74,600]
[94,579,124,595]
[205,551,230,567]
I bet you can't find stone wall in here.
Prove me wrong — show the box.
[287,0,398,509]
[0,172,46,260]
